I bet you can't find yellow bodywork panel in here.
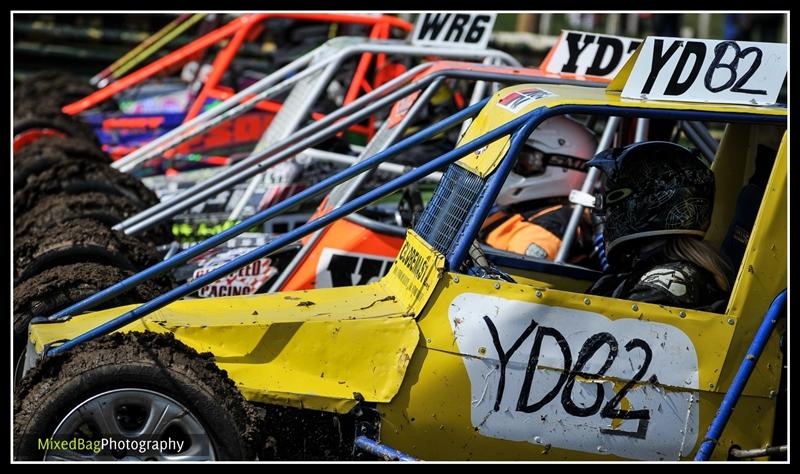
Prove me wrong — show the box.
[379,272,773,460]
[718,131,787,398]
[29,285,419,412]
[491,264,596,294]
[29,231,446,412]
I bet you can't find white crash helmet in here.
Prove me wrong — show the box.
[496,115,597,206]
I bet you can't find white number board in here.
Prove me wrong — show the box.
[449,293,701,460]
[621,37,787,106]
[411,13,496,50]
[542,30,641,79]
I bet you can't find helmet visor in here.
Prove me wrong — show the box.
[513,146,589,178]
[512,147,546,177]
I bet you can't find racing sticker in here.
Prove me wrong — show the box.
[190,248,278,298]
[411,13,497,50]
[542,30,641,79]
[621,37,787,105]
[176,113,273,154]
[496,87,554,113]
[315,248,394,288]
[380,230,444,315]
[448,293,700,460]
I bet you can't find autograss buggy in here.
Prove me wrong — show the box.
[15,36,787,461]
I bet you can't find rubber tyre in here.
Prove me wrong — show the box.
[14,134,108,159]
[14,110,99,146]
[13,219,172,288]
[14,158,160,219]
[12,262,164,366]
[15,192,174,246]
[14,136,110,189]
[14,331,260,460]
[14,70,97,113]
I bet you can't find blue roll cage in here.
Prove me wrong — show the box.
[36,99,786,413]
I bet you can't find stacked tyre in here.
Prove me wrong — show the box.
[13,72,174,364]
[14,71,102,150]
[13,71,266,462]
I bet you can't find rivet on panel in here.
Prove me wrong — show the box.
[583,298,591,306]
[494,282,501,289]
[453,276,459,283]
[728,318,735,325]
[679,311,687,318]
[535,291,543,298]
[631,304,639,312]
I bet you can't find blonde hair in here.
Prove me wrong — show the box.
[664,237,734,293]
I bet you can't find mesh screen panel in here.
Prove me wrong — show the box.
[414,164,485,255]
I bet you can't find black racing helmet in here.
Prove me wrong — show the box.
[587,141,715,263]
